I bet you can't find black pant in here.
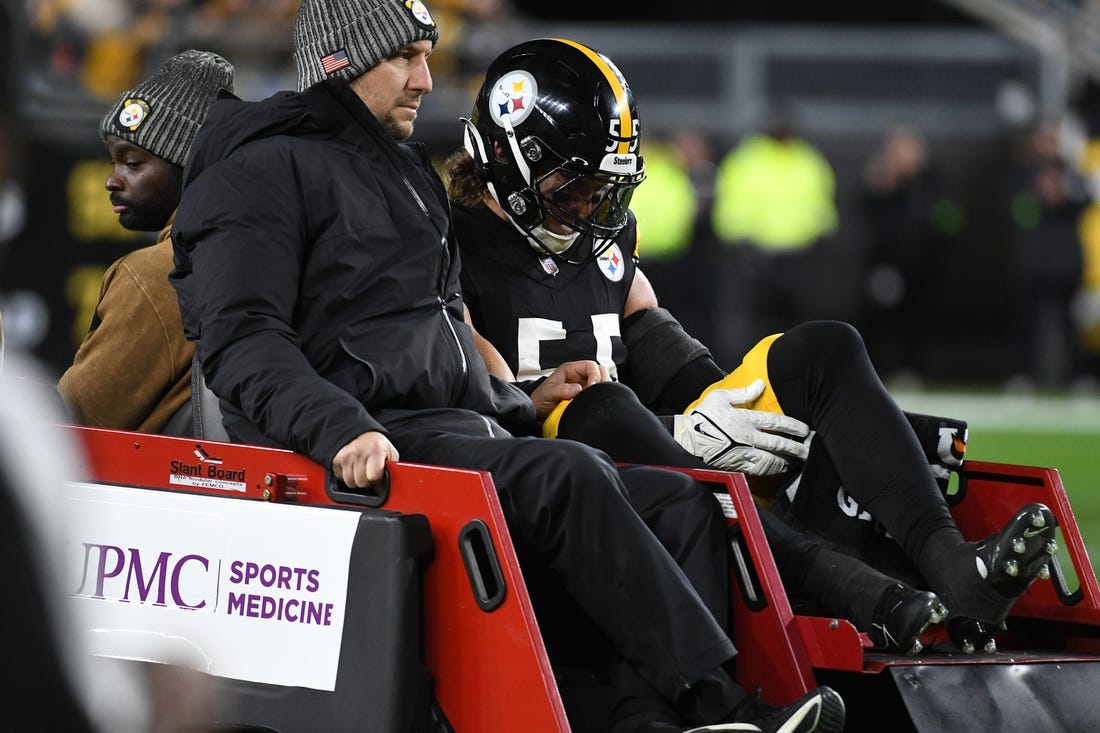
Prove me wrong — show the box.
[767,320,957,566]
[556,322,961,593]
[376,407,737,710]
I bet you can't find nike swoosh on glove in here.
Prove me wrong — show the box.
[673,379,811,475]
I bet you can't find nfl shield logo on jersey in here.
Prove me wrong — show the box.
[597,243,625,282]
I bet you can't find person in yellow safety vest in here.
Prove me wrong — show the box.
[632,136,698,260]
[1074,138,1100,364]
[711,117,837,251]
[708,112,839,361]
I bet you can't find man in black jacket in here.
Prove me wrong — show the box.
[169,2,844,732]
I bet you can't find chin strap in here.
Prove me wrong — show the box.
[465,117,556,257]
[462,115,538,243]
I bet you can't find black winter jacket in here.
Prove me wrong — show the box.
[170,81,534,467]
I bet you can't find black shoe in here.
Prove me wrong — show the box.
[975,503,1058,597]
[947,502,1058,653]
[626,717,762,732]
[945,616,1002,655]
[869,583,948,654]
[726,686,845,733]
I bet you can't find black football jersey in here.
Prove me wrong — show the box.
[455,203,639,381]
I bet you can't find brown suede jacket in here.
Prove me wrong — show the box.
[58,214,193,433]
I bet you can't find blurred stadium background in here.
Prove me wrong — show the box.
[1,2,1098,572]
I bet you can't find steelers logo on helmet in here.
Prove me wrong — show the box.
[489,71,538,129]
[116,98,150,132]
[597,243,626,282]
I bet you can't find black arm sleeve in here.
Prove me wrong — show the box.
[620,306,726,413]
[652,357,727,414]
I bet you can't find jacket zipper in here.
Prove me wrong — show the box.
[439,288,469,403]
[400,162,471,403]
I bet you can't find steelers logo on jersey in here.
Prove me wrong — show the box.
[489,71,538,128]
[597,243,625,282]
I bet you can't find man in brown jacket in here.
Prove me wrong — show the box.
[58,50,234,434]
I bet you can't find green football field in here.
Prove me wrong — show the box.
[893,389,1100,583]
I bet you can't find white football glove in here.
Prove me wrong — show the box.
[673,379,810,476]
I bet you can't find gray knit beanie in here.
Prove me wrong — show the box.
[100,50,235,168]
[294,0,440,92]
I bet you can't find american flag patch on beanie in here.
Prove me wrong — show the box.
[321,49,350,75]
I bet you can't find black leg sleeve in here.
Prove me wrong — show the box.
[557,381,709,469]
[766,321,962,564]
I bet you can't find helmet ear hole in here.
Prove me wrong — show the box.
[520,138,542,164]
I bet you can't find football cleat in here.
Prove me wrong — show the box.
[974,503,1057,599]
[869,583,948,655]
[947,503,1057,653]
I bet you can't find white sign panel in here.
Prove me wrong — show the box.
[61,481,360,691]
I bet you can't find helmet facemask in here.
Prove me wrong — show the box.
[468,117,643,265]
[534,156,639,246]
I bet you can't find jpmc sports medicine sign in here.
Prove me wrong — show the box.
[62,482,359,691]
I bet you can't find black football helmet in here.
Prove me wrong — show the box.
[463,38,646,264]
